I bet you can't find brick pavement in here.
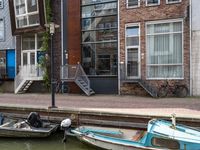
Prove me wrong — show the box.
[0,93,200,119]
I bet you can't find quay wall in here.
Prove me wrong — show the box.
[0,105,199,129]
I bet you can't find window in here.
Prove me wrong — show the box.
[14,0,39,28]
[0,18,4,41]
[146,20,183,79]
[8,0,45,35]
[21,33,43,67]
[0,0,4,9]
[126,0,139,8]
[81,0,118,76]
[146,0,160,6]
[125,24,140,78]
[152,137,180,149]
[166,0,181,4]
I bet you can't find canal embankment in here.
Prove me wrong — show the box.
[0,93,200,128]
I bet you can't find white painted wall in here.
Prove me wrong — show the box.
[192,0,200,31]
[191,0,200,96]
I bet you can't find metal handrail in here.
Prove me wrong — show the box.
[14,65,44,91]
[60,64,91,94]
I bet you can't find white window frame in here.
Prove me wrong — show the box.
[125,23,141,79]
[14,0,39,28]
[126,0,140,9]
[166,0,182,4]
[146,19,184,80]
[146,0,160,6]
[0,18,5,41]
[0,0,4,9]
[21,33,42,67]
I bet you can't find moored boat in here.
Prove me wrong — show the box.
[62,115,200,150]
[0,112,59,138]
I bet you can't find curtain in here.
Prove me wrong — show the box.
[147,21,183,78]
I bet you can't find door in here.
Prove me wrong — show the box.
[127,48,140,78]
[22,51,36,75]
[125,24,140,79]
[6,50,16,79]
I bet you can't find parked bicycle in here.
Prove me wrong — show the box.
[157,80,188,98]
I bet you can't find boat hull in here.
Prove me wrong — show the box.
[0,124,58,138]
[77,134,156,150]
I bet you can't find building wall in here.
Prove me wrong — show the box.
[0,0,15,50]
[119,0,190,95]
[191,0,200,96]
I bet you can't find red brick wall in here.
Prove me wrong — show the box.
[119,0,190,96]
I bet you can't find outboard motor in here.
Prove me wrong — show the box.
[60,118,72,143]
[27,112,43,128]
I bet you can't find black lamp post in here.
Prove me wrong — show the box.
[49,22,59,108]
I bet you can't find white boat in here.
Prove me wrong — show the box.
[0,112,59,138]
[64,116,200,150]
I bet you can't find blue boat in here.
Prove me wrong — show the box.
[65,116,200,150]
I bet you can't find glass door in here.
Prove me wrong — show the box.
[22,51,36,75]
[125,24,140,79]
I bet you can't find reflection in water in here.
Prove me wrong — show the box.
[0,132,102,150]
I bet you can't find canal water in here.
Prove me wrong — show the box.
[0,132,102,150]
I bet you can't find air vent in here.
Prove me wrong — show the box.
[0,0,3,9]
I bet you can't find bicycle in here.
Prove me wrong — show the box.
[157,80,188,98]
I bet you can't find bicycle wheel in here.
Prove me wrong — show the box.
[157,86,168,98]
[175,85,188,98]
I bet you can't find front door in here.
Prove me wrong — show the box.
[6,50,16,78]
[22,51,36,75]
[125,24,140,79]
[127,48,140,78]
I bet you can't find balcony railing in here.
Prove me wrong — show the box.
[14,65,44,91]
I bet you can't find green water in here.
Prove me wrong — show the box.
[0,132,102,150]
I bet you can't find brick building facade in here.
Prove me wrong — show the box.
[119,0,190,96]
[8,0,192,97]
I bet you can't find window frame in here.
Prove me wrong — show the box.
[0,0,4,9]
[146,19,184,80]
[126,0,140,9]
[21,33,43,67]
[8,0,45,35]
[0,18,5,42]
[146,0,160,6]
[166,0,182,4]
[125,23,141,79]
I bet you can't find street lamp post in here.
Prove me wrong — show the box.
[48,22,59,108]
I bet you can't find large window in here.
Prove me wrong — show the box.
[21,33,43,67]
[126,24,140,78]
[8,0,45,35]
[81,0,118,76]
[14,0,39,28]
[0,18,4,41]
[126,0,139,8]
[146,20,183,79]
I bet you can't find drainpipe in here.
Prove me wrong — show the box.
[117,0,121,95]
[189,0,192,96]
[61,0,63,67]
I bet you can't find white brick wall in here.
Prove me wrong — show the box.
[192,31,200,96]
